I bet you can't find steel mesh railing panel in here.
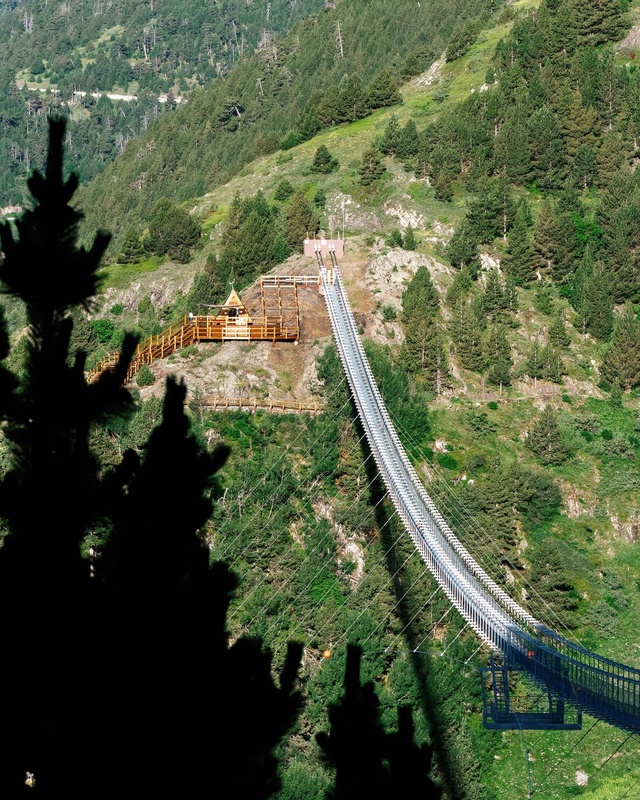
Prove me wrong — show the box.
[321,265,640,732]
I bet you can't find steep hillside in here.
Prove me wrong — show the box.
[0,0,327,204]
[75,0,491,245]
[21,0,640,797]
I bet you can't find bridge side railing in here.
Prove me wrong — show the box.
[322,265,640,732]
[327,268,540,630]
[322,270,519,651]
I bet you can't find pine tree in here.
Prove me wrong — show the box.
[284,189,319,252]
[533,198,562,273]
[387,228,404,248]
[552,211,583,285]
[401,265,439,324]
[446,219,480,275]
[528,538,579,628]
[503,276,519,314]
[218,191,278,284]
[445,264,474,306]
[549,313,571,348]
[403,226,418,251]
[402,315,451,395]
[482,269,504,317]
[572,144,597,190]
[568,0,628,47]
[118,225,143,264]
[466,179,515,243]
[379,114,401,155]
[525,340,545,381]
[147,198,200,260]
[493,112,532,185]
[601,209,639,302]
[397,119,420,160]
[480,457,518,560]
[541,342,564,383]
[274,178,294,201]
[575,263,614,340]
[526,405,571,465]
[446,18,478,61]
[601,304,640,390]
[310,144,339,174]
[365,67,402,109]
[0,117,304,799]
[359,148,386,186]
[502,202,536,283]
[486,324,512,388]
[559,88,600,162]
[596,131,626,187]
[298,109,322,141]
[432,170,454,202]
[528,105,567,189]
[452,299,485,371]
[339,74,367,122]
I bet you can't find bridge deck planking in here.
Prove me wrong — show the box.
[320,259,640,733]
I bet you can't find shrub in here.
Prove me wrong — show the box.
[273,179,294,201]
[466,410,496,435]
[136,364,155,386]
[381,305,397,322]
[91,319,116,344]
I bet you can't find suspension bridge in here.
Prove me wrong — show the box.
[317,246,640,735]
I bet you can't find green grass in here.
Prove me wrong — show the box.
[484,711,639,800]
[98,256,161,289]
[200,204,229,234]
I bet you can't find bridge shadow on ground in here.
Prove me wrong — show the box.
[361,430,469,800]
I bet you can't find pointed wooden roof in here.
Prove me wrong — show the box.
[216,287,252,322]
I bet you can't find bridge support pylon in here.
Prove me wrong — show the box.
[480,655,582,730]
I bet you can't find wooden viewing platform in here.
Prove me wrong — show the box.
[87,275,320,385]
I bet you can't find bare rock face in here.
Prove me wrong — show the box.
[413,53,446,87]
[609,513,640,543]
[575,769,588,788]
[619,26,640,50]
[383,201,426,230]
[326,191,379,234]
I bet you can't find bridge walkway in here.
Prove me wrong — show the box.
[320,258,640,734]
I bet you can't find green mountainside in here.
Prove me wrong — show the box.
[3,0,640,797]
[75,0,489,244]
[0,0,326,202]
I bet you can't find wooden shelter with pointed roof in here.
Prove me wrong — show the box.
[214,287,252,325]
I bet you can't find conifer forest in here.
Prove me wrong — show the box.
[2,0,640,798]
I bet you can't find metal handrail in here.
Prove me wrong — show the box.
[321,264,640,732]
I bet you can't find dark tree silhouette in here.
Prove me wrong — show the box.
[0,118,302,799]
[317,645,442,800]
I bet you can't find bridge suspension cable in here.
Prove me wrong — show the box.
[320,261,640,733]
